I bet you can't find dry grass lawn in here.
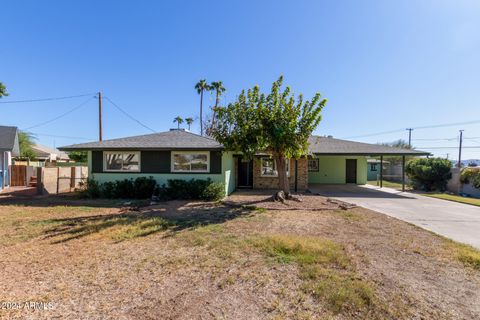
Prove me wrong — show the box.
[0,192,479,319]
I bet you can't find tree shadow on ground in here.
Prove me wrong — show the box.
[42,201,255,244]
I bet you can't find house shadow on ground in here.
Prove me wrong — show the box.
[42,200,255,244]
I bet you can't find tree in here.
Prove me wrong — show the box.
[211,76,326,195]
[18,131,36,160]
[379,139,413,165]
[185,117,194,130]
[209,81,226,129]
[195,79,211,136]
[0,82,8,98]
[173,116,184,129]
[406,157,452,191]
[68,151,88,163]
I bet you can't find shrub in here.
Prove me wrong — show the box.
[460,167,480,189]
[165,179,212,199]
[80,179,102,198]
[112,179,135,198]
[405,157,452,191]
[201,182,225,201]
[78,177,225,201]
[133,176,157,199]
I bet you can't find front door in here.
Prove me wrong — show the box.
[345,159,357,184]
[237,158,253,188]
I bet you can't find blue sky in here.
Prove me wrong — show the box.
[1,0,480,160]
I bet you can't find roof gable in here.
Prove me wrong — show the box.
[0,126,20,156]
[59,129,223,151]
[308,136,430,156]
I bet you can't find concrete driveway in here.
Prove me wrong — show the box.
[310,184,480,249]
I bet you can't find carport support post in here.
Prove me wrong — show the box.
[402,155,406,192]
[380,156,383,188]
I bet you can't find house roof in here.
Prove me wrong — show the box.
[59,129,223,151]
[32,144,70,160]
[0,125,20,156]
[59,130,430,156]
[308,136,430,156]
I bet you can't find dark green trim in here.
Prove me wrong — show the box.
[92,151,103,173]
[141,151,170,173]
[210,151,222,174]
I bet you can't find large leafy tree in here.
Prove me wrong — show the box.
[0,82,8,98]
[195,79,211,136]
[68,151,88,163]
[18,131,37,160]
[209,81,226,128]
[211,76,327,195]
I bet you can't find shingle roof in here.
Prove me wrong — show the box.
[32,144,70,160]
[59,129,223,151]
[308,136,430,156]
[0,126,20,156]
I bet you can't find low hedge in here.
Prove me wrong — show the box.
[80,177,225,201]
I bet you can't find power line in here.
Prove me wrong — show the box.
[104,96,156,133]
[22,96,95,130]
[28,132,94,140]
[0,93,96,104]
[344,119,480,139]
[416,146,480,149]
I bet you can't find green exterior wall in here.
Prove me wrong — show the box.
[87,151,236,196]
[308,156,367,184]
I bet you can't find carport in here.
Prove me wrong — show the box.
[307,136,431,191]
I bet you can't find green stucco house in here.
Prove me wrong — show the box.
[59,129,429,195]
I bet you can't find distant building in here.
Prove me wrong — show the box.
[0,126,20,191]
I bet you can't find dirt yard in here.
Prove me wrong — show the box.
[0,191,479,319]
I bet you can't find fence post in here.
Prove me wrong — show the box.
[36,167,43,195]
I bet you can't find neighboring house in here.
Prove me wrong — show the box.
[31,144,70,163]
[59,129,429,196]
[366,159,390,181]
[0,126,20,191]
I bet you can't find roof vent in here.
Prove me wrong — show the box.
[327,135,333,138]
[170,128,186,131]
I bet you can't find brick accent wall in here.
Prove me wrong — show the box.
[252,157,308,190]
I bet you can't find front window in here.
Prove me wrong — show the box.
[370,164,377,171]
[308,158,319,172]
[172,152,209,172]
[104,152,140,172]
[260,158,290,177]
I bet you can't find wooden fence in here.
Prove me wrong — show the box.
[36,166,88,195]
[11,165,27,186]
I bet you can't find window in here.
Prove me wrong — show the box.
[260,158,290,177]
[370,164,377,171]
[104,152,140,172]
[308,158,319,172]
[172,151,209,172]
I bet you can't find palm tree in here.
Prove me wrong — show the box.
[195,79,211,135]
[210,81,226,128]
[173,116,184,129]
[0,82,8,98]
[185,117,194,130]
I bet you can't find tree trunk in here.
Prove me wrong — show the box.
[211,92,219,128]
[200,90,204,136]
[275,154,290,196]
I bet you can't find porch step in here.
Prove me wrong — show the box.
[28,176,37,187]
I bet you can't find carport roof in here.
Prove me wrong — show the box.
[308,136,430,156]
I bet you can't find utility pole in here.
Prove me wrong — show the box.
[406,128,413,148]
[98,92,103,141]
[458,130,464,168]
